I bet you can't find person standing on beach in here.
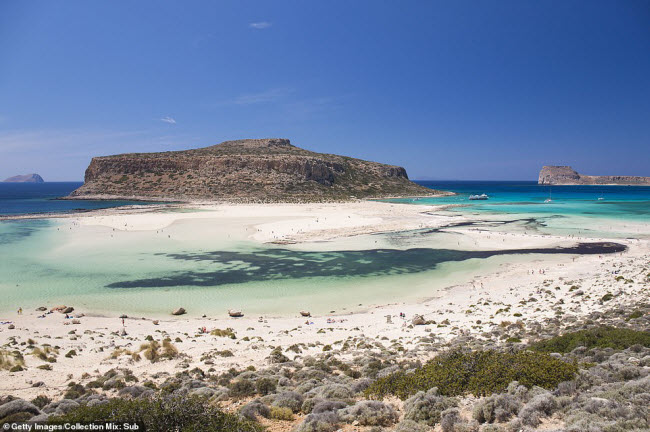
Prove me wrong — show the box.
[18,307,22,315]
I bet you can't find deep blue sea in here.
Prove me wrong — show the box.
[0,182,156,216]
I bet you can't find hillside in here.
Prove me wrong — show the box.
[69,138,442,201]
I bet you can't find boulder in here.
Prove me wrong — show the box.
[172,308,186,316]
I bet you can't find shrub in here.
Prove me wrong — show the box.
[239,399,270,421]
[309,384,354,400]
[138,340,179,363]
[48,396,262,431]
[627,310,643,320]
[338,400,398,426]
[255,377,277,395]
[518,393,557,427]
[402,388,457,426]
[312,400,347,414]
[31,395,52,409]
[394,419,430,432]
[268,347,289,364]
[272,391,303,413]
[442,407,476,432]
[530,326,650,353]
[210,328,236,339]
[229,379,256,398]
[269,406,294,420]
[365,350,578,399]
[472,393,520,423]
[294,411,340,432]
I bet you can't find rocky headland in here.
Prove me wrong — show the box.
[69,138,444,202]
[3,174,44,183]
[538,166,650,186]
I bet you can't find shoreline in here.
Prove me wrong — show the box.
[0,198,648,431]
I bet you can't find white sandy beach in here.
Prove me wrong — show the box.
[1,200,648,406]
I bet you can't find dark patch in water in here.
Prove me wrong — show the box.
[0,219,51,244]
[106,242,626,289]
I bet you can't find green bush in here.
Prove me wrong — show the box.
[365,349,577,399]
[256,377,277,395]
[269,406,294,421]
[530,326,650,353]
[627,310,644,320]
[48,396,262,432]
[210,328,236,339]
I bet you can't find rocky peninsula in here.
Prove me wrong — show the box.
[539,166,650,185]
[69,138,443,202]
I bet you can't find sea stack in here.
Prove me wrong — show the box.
[69,138,442,201]
[538,166,650,185]
[3,173,44,183]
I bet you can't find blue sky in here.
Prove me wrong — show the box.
[1,1,648,181]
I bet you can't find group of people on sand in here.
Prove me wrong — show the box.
[530,269,546,274]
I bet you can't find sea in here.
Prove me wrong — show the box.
[0,181,648,316]
[0,182,155,216]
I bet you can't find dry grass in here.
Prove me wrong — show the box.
[0,349,25,371]
[138,339,179,363]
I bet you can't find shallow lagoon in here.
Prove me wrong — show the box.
[0,181,647,316]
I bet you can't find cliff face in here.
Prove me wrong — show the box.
[70,138,440,201]
[539,166,650,185]
[3,174,44,183]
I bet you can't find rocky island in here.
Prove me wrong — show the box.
[69,138,443,201]
[538,166,650,185]
[3,173,44,183]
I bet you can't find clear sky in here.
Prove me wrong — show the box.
[1,1,648,181]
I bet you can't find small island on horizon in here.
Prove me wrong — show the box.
[3,173,45,183]
[539,166,650,186]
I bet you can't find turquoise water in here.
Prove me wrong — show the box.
[0,181,646,316]
[406,181,650,221]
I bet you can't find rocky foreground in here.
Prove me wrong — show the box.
[69,138,443,202]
